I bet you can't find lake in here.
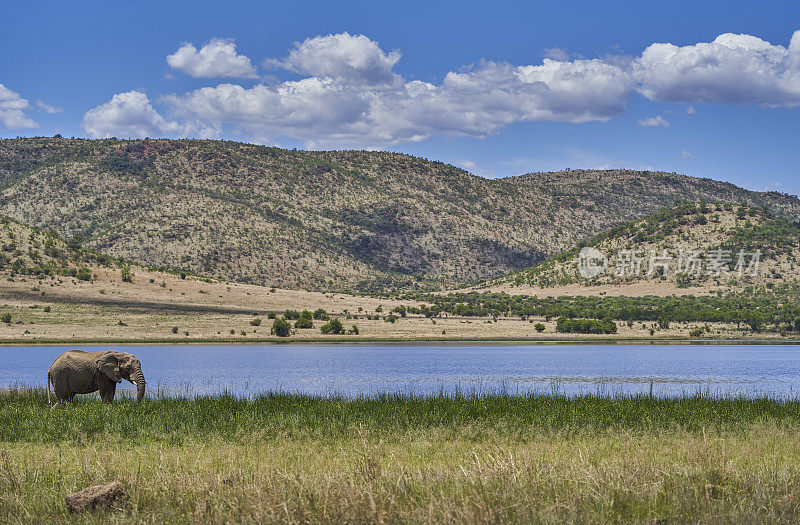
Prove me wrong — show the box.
[2,343,800,399]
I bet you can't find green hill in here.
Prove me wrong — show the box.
[1,137,799,292]
[498,201,800,289]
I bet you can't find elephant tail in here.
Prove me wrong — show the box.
[46,371,51,404]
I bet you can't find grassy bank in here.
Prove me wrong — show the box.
[3,391,800,522]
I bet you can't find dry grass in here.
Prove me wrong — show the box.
[0,263,787,342]
[3,390,800,523]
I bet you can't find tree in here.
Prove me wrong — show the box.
[121,264,133,283]
[534,323,545,332]
[295,316,313,329]
[271,317,291,337]
[321,318,344,334]
[313,308,329,320]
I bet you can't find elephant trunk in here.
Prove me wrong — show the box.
[134,368,146,402]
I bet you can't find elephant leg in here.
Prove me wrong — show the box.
[97,374,117,403]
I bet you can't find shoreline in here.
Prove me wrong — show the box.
[3,336,800,346]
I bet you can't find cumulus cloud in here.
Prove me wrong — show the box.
[167,38,257,78]
[681,150,694,159]
[685,105,696,115]
[543,47,571,61]
[166,45,633,147]
[37,100,62,113]
[81,91,217,138]
[636,31,800,106]
[0,84,37,129]
[83,30,800,147]
[637,115,669,127]
[268,32,402,87]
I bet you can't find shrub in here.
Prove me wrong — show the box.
[534,323,545,332]
[271,317,291,337]
[171,326,179,334]
[43,306,51,313]
[385,314,398,323]
[250,318,262,326]
[313,308,329,320]
[555,317,617,334]
[320,318,344,334]
[295,317,313,329]
[76,268,92,281]
[284,310,300,320]
[349,324,359,335]
[1,313,11,324]
[121,264,133,283]
[689,327,704,337]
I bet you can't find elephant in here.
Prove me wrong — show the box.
[47,349,146,404]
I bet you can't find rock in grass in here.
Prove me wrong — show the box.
[65,481,128,512]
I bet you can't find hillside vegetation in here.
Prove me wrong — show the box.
[499,201,800,289]
[2,137,798,292]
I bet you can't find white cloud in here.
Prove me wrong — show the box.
[82,30,800,148]
[636,31,800,106]
[37,100,62,113]
[637,115,669,127]
[166,38,257,78]
[681,150,694,159]
[81,91,217,139]
[167,41,633,147]
[543,47,570,61]
[269,32,401,86]
[685,105,696,115]
[0,84,37,129]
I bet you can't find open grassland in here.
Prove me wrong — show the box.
[0,265,793,343]
[3,391,800,522]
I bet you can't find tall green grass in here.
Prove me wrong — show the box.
[3,389,800,444]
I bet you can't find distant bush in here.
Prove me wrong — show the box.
[534,323,545,332]
[267,312,276,319]
[121,264,133,283]
[349,324,359,335]
[271,317,291,337]
[689,327,704,337]
[76,268,92,281]
[295,317,313,329]
[172,326,179,334]
[320,318,344,334]
[313,308,329,320]
[250,318,262,326]
[284,310,300,320]
[1,313,11,324]
[43,306,51,313]
[384,314,398,323]
[556,317,617,334]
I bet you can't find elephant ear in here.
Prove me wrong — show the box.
[96,353,121,383]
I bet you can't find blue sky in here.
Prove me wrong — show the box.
[1,1,799,194]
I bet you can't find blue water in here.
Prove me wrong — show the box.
[2,343,800,399]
